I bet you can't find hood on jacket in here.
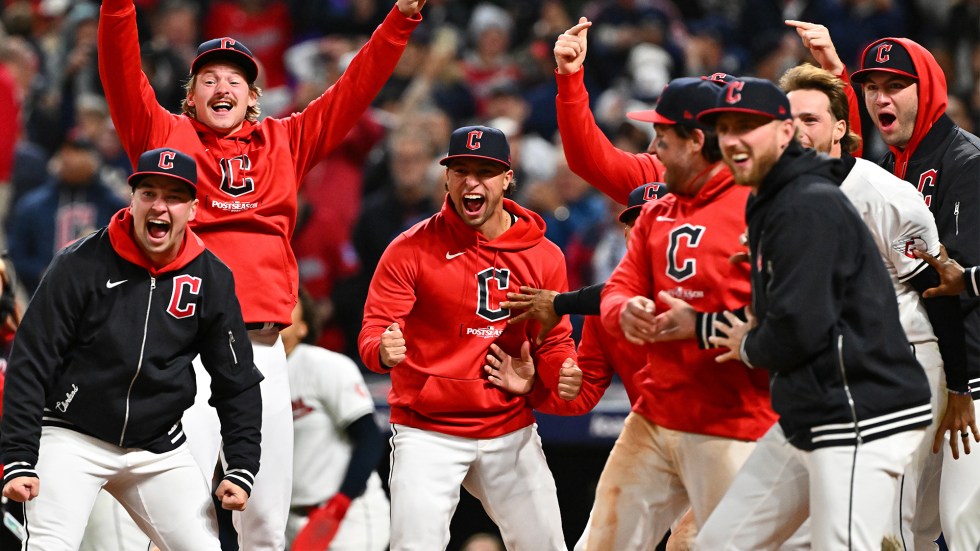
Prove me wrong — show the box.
[441,195,546,252]
[857,38,948,177]
[108,208,206,275]
[749,141,849,215]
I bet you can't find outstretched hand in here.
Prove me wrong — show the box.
[785,20,844,75]
[554,17,592,75]
[396,0,426,18]
[485,342,536,395]
[649,291,697,342]
[933,393,979,459]
[914,245,966,298]
[501,286,560,344]
[708,309,756,363]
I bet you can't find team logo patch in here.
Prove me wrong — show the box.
[219,155,255,197]
[168,274,202,319]
[475,267,511,322]
[894,236,927,259]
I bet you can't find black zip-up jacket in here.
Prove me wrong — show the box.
[1,209,263,492]
[742,142,932,450]
[880,115,980,399]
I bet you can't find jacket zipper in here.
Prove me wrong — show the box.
[954,201,960,235]
[228,331,238,365]
[836,334,862,445]
[120,276,155,446]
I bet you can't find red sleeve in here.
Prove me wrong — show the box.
[838,66,864,159]
[285,5,420,184]
[0,68,18,182]
[574,317,615,402]
[556,69,666,206]
[601,204,659,337]
[357,234,419,374]
[98,0,177,166]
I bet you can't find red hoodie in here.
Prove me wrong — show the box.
[359,197,593,438]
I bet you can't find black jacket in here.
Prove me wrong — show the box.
[880,115,980,399]
[742,142,931,450]
[1,209,263,492]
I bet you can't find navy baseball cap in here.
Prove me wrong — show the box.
[128,148,198,194]
[627,76,728,129]
[698,77,792,126]
[850,39,917,84]
[619,182,668,224]
[191,37,259,83]
[440,126,511,169]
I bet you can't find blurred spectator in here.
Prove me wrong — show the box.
[140,0,201,113]
[288,0,386,41]
[203,0,294,117]
[460,3,522,117]
[585,0,680,90]
[7,137,126,293]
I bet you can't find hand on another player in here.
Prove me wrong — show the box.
[554,17,592,75]
[709,309,757,363]
[485,342,535,395]
[558,359,583,401]
[933,392,980,459]
[381,322,406,368]
[395,0,425,18]
[2,476,39,502]
[501,286,560,345]
[649,291,697,342]
[292,493,352,551]
[914,245,966,297]
[619,296,657,345]
[784,20,844,75]
[216,479,248,511]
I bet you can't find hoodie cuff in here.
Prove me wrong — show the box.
[2,461,37,485]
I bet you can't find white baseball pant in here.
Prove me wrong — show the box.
[573,412,757,551]
[286,476,391,550]
[695,422,923,550]
[80,490,153,551]
[388,423,565,551]
[182,330,293,551]
[22,426,220,551]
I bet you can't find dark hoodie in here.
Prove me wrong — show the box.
[742,142,932,450]
[1,209,263,492]
[861,37,980,398]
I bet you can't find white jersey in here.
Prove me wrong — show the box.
[840,157,939,344]
[288,343,379,506]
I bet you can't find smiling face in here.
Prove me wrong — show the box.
[185,62,257,135]
[131,177,198,267]
[862,73,919,148]
[787,88,845,157]
[652,123,706,195]
[445,158,513,239]
[715,112,795,188]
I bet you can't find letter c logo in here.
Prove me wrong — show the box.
[466,131,483,151]
[875,43,892,64]
[725,81,744,105]
[158,151,175,170]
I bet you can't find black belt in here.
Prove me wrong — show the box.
[245,322,281,331]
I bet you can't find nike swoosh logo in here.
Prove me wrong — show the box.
[446,252,465,260]
[106,279,128,288]
[656,216,676,222]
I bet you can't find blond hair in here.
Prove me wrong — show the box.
[779,63,862,154]
[181,75,263,122]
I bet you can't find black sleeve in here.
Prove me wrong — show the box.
[336,413,384,499]
[553,283,604,317]
[909,268,969,393]
[966,266,980,298]
[695,308,747,350]
[1,250,87,480]
[198,262,264,493]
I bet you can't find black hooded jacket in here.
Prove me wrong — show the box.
[742,142,932,450]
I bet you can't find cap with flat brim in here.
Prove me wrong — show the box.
[626,109,677,125]
[618,182,667,223]
[191,37,259,83]
[128,148,198,195]
[850,39,917,84]
[697,77,791,126]
[627,77,727,129]
[440,126,512,169]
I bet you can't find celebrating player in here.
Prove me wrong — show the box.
[359,125,587,550]
[694,77,932,549]
[97,1,425,548]
[0,148,262,550]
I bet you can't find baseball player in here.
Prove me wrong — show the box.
[284,289,390,550]
[96,1,425,548]
[0,147,263,550]
[359,125,588,550]
[693,77,931,549]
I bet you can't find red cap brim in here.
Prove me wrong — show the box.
[626,110,676,124]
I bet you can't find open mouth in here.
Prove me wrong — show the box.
[462,194,485,215]
[731,152,750,165]
[147,220,170,239]
[210,100,233,113]
[878,113,897,129]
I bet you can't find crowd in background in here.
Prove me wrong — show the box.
[0,0,977,368]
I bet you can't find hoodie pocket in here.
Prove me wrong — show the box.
[411,376,516,417]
